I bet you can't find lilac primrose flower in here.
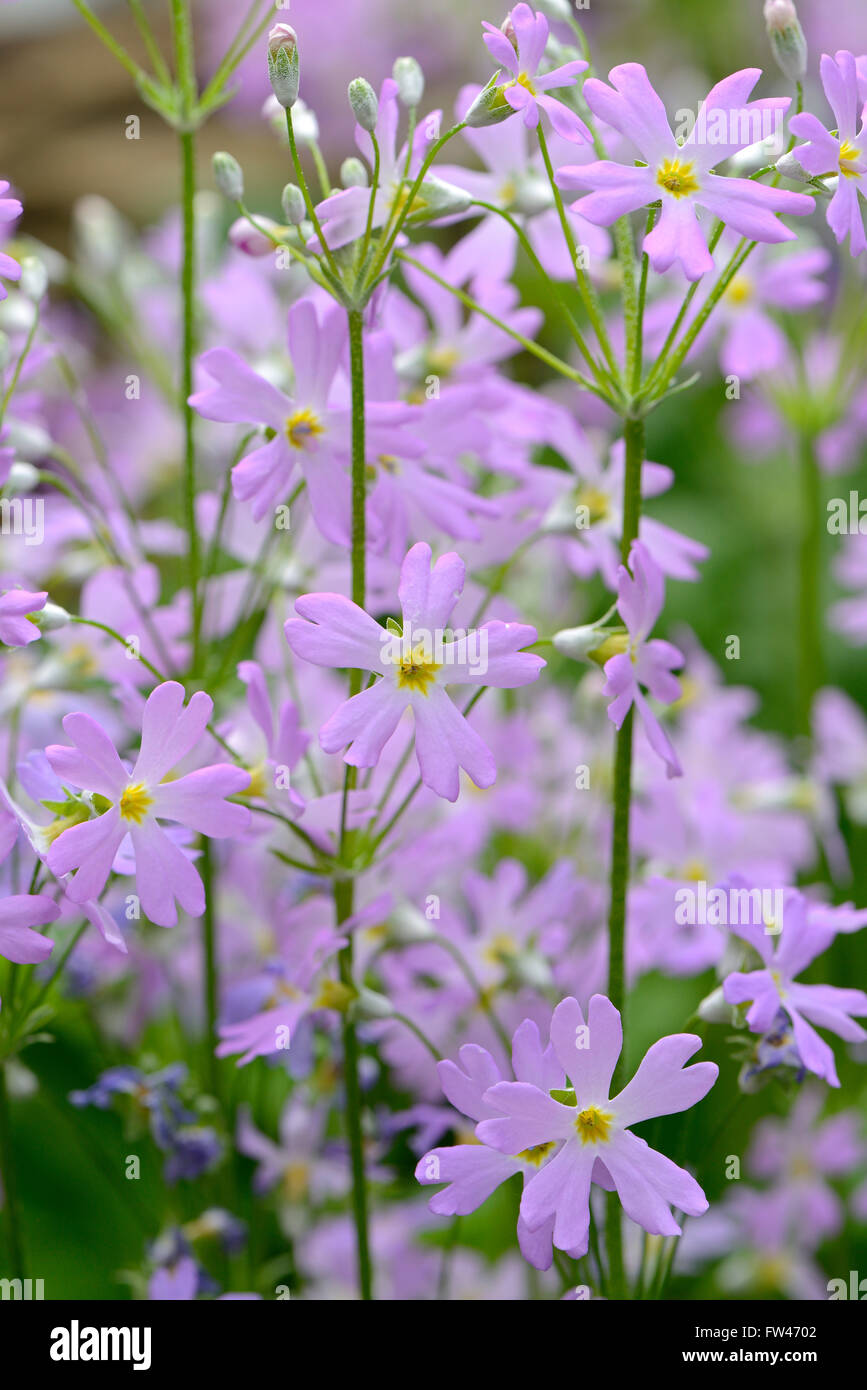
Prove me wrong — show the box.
[0,895,59,980]
[723,893,867,1086]
[0,180,22,299]
[285,541,545,801]
[416,1019,577,1270]
[45,682,251,927]
[481,5,590,143]
[0,588,47,647]
[790,50,867,256]
[601,539,684,778]
[189,297,415,541]
[557,65,813,280]
[476,995,717,1257]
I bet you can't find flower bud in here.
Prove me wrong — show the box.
[35,602,71,633]
[386,903,435,945]
[18,255,47,303]
[411,177,473,223]
[393,56,425,108]
[553,625,629,666]
[340,157,368,188]
[212,151,244,202]
[267,23,300,109]
[4,461,40,494]
[349,77,378,132]
[763,0,807,83]
[464,74,514,128]
[352,987,394,1021]
[775,150,812,184]
[281,183,306,225]
[228,214,280,257]
[535,0,574,20]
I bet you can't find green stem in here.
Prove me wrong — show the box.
[0,1064,25,1279]
[604,415,644,1298]
[287,109,342,283]
[200,840,220,1102]
[179,128,202,670]
[336,305,373,1300]
[797,433,823,737]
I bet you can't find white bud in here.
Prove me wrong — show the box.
[352,988,394,1021]
[4,461,40,493]
[35,602,71,633]
[763,0,807,82]
[393,56,425,108]
[340,157,368,188]
[212,151,244,202]
[349,78,378,132]
[387,904,435,945]
[281,184,307,224]
[775,150,812,184]
[534,0,574,20]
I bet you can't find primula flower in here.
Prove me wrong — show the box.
[416,1019,580,1270]
[601,539,684,778]
[284,541,545,801]
[0,588,47,646]
[481,5,590,143]
[557,65,813,280]
[475,995,717,1257]
[789,50,867,256]
[189,297,416,541]
[0,894,59,978]
[722,892,867,1086]
[0,180,22,298]
[44,682,251,928]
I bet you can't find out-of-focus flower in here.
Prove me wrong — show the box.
[790,50,867,256]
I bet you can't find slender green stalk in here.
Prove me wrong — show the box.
[604,414,645,1298]
[287,110,342,283]
[200,840,221,1102]
[71,0,145,82]
[537,126,619,381]
[179,128,202,669]
[335,305,373,1300]
[797,433,823,737]
[0,1064,25,1279]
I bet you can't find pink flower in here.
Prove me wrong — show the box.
[0,179,22,298]
[476,995,717,1257]
[0,894,59,966]
[0,588,47,647]
[45,683,251,927]
[557,65,813,280]
[601,540,684,777]
[790,50,867,257]
[722,890,867,1087]
[285,541,545,801]
[189,297,415,542]
[482,5,590,143]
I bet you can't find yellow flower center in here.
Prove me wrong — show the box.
[286,408,324,450]
[576,485,611,524]
[514,72,537,95]
[396,649,441,694]
[483,932,518,966]
[575,1106,613,1145]
[517,1141,556,1167]
[839,141,862,179]
[119,782,153,824]
[726,274,754,305]
[656,158,699,199]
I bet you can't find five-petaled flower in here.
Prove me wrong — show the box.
[473,995,717,1257]
[284,541,545,801]
[601,539,684,778]
[482,4,590,142]
[45,682,251,927]
[557,64,814,280]
[790,50,867,257]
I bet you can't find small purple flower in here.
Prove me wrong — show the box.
[0,894,59,975]
[45,682,251,927]
[790,50,867,256]
[0,588,47,647]
[0,179,22,299]
[482,5,590,143]
[601,539,684,778]
[723,892,867,1086]
[285,541,545,801]
[557,65,813,280]
[476,995,717,1258]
